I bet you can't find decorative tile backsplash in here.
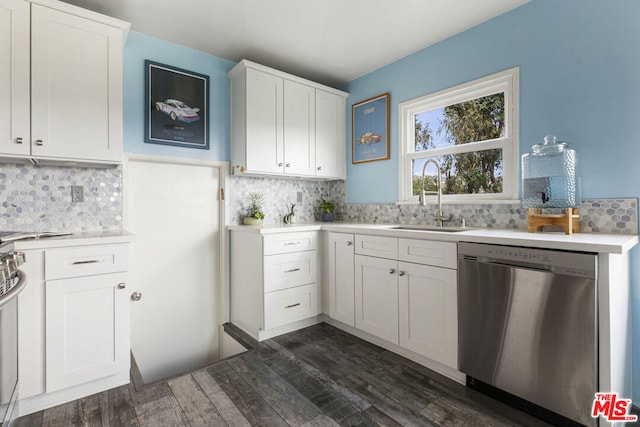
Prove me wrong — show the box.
[0,163,123,232]
[1,163,635,236]
[227,175,346,225]
[227,176,637,235]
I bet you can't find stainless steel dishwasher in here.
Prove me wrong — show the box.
[458,242,597,427]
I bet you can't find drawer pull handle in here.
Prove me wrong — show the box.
[284,241,301,246]
[285,303,301,309]
[72,259,103,265]
[284,268,301,273]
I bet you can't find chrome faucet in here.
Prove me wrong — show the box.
[419,159,451,227]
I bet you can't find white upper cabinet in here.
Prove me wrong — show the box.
[315,90,346,179]
[229,60,348,179]
[283,79,316,176]
[0,0,30,156]
[244,68,284,174]
[0,0,129,164]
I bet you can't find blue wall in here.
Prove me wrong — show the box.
[344,0,640,402]
[122,31,235,160]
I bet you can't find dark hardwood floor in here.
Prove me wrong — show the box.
[17,323,549,426]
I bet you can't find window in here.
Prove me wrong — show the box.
[398,68,519,203]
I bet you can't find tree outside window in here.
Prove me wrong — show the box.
[399,68,519,203]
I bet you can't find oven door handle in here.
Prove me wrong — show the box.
[0,270,27,309]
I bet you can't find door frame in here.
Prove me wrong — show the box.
[123,154,230,324]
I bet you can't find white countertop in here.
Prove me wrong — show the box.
[228,223,639,254]
[13,229,134,250]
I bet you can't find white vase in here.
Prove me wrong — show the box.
[243,217,264,226]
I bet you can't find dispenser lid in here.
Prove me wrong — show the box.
[531,135,569,154]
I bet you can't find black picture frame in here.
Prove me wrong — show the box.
[144,60,210,149]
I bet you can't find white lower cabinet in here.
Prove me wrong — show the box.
[327,232,355,326]
[354,254,399,344]
[17,241,130,416]
[327,233,458,371]
[398,261,457,368]
[230,230,320,341]
[45,272,129,393]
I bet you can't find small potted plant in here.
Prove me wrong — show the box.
[319,197,335,222]
[243,192,265,225]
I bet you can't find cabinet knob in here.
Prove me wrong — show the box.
[389,269,395,274]
[16,137,23,144]
[317,166,322,171]
[346,241,353,246]
[398,271,406,277]
[35,139,44,146]
[118,283,126,289]
[278,162,284,167]
[286,163,291,168]
[131,291,142,301]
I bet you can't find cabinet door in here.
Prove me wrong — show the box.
[398,262,457,368]
[0,0,30,156]
[45,272,129,393]
[328,233,355,326]
[31,4,123,162]
[354,255,398,344]
[315,90,346,179]
[245,68,284,174]
[283,79,315,176]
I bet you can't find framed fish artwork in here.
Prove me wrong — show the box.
[352,93,390,164]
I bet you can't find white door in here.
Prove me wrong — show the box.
[354,254,399,344]
[0,0,29,156]
[45,273,129,393]
[328,232,355,326]
[127,158,222,383]
[283,79,315,176]
[398,262,458,368]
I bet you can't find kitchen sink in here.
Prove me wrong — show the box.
[392,225,470,232]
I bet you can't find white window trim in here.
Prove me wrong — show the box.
[398,67,520,204]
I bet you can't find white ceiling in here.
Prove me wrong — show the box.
[59,0,529,87]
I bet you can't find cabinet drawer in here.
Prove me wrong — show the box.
[398,239,457,269]
[263,232,317,255]
[45,244,128,280]
[355,235,398,259]
[264,283,318,330]
[264,251,317,292]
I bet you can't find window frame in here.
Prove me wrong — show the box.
[398,67,520,204]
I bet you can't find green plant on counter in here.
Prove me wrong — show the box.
[283,204,296,224]
[319,197,335,214]
[320,197,336,222]
[246,192,265,219]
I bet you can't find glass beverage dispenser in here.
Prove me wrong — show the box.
[522,135,579,234]
[522,135,577,208]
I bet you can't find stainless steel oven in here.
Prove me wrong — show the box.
[0,241,26,427]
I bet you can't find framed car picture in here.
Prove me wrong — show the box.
[352,93,390,164]
[144,60,210,149]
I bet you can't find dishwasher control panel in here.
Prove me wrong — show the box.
[458,242,597,279]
